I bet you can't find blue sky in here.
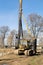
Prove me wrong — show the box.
[0,0,43,30]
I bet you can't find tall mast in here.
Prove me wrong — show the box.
[18,0,23,47]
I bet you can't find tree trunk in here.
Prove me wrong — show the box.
[34,39,37,54]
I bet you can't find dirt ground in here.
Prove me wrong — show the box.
[0,53,43,65]
[0,48,43,65]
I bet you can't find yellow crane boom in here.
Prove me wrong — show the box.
[22,13,32,36]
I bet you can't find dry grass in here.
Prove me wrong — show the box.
[0,48,43,65]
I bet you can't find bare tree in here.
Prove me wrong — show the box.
[39,37,43,46]
[7,30,17,47]
[29,13,43,54]
[7,34,13,47]
[0,26,9,47]
[0,36,3,47]
[38,32,43,46]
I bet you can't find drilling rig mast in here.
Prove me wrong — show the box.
[18,0,23,47]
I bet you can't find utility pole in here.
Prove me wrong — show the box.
[18,0,23,47]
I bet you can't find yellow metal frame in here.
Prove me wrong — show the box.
[22,13,32,36]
